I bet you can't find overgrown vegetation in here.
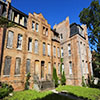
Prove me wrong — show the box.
[0,82,14,99]
[25,73,31,90]
[56,85,100,100]
[0,16,15,28]
[53,67,58,87]
[3,90,73,100]
[81,76,86,87]
[60,58,66,85]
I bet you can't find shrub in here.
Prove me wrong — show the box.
[53,67,58,87]
[82,76,86,87]
[0,82,14,99]
[61,71,66,85]
[25,72,31,90]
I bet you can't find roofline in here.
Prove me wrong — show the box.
[11,5,28,17]
[70,23,83,30]
[51,29,59,35]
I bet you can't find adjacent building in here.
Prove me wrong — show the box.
[0,0,93,90]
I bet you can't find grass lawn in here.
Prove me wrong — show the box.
[3,90,73,100]
[56,85,100,100]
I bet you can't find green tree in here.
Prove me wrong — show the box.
[53,67,58,87]
[60,58,66,85]
[79,0,100,78]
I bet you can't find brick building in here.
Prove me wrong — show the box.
[53,17,93,85]
[0,0,93,90]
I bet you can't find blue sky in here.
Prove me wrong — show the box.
[11,0,93,28]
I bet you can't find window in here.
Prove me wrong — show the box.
[53,46,56,57]
[86,61,88,73]
[7,31,14,48]
[34,60,39,76]
[47,44,51,56]
[3,56,11,75]
[46,28,48,36]
[43,27,45,35]
[48,62,51,74]
[15,58,21,75]
[61,47,64,58]
[60,33,63,40]
[28,38,32,52]
[17,34,23,50]
[82,60,85,74]
[26,59,30,74]
[62,63,64,73]
[69,61,72,74]
[34,40,38,54]
[58,63,60,74]
[43,42,46,55]
[32,21,35,31]
[36,23,39,32]
[68,44,71,56]
[57,47,60,58]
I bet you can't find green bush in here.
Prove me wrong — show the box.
[25,73,31,90]
[61,71,66,85]
[82,76,86,87]
[53,67,58,87]
[0,82,14,99]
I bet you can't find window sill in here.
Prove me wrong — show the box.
[17,48,22,51]
[7,46,13,49]
[43,54,46,56]
[28,51,32,53]
[14,74,21,77]
[3,75,10,77]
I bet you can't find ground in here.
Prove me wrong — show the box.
[3,85,100,100]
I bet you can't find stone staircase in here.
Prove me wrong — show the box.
[33,75,55,91]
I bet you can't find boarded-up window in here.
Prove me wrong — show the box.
[53,46,56,57]
[32,21,35,31]
[57,47,60,57]
[28,38,32,52]
[68,44,71,56]
[69,61,72,74]
[26,59,30,74]
[48,62,51,74]
[7,31,14,48]
[3,56,11,75]
[17,34,23,50]
[34,40,38,54]
[43,42,46,56]
[36,23,39,32]
[15,58,21,75]
[47,44,50,56]
[34,60,39,76]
